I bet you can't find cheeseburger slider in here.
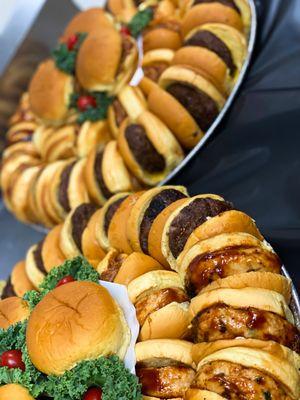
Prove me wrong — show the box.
[76,119,112,157]
[135,339,196,398]
[189,272,300,353]
[60,203,98,259]
[84,141,136,205]
[0,297,30,329]
[188,338,300,399]
[76,26,138,94]
[118,110,184,185]
[128,270,190,340]
[108,85,147,138]
[141,48,174,85]
[41,224,66,273]
[148,194,232,269]
[173,23,247,93]
[143,18,182,52]
[159,66,226,133]
[126,186,188,254]
[1,261,35,299]
[28,59,74,125]
[181,0,244,38]
[178,232,281,295]
[0,384,35,400]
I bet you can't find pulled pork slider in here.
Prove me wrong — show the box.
[76,120,112,157]
[0,297,30,329]
[84,141,136,205]
[49,158,90,220]
[1,261,35,299]
[98,248,162,285]
[135,339,196,398]
[178,232,281,295]
[143,18,182,53]
[61,7,114,41]
[108,85,147,138]
[189,274,300,353]
[118,110,184,185]
[181,0,244,38]
[147,194,232,269]
[60,203,98,259]
[76,27,138,94]
[41,224,66,273]
[126,186,188,254]
[128,270,190,340]
[26,281,130,375]
[0,384,35,400]
[95,192,131,252]
[159,65,226,134]
[188,338,300,399]
[28,59,73,125]
[108,191,146,253]
[173,23,247,93]
[25,243,47,288]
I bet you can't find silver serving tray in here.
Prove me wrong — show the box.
[282,266,300,329]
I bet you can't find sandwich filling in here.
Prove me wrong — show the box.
[58,161,76,213]
[71,203,97,252]
[1,277,16,299]
[94,150,113,199]
[100,253,128,282]
[112,98,127,127]
[33,240,47,274]
[104,195,129,235]
[143,62,169,82]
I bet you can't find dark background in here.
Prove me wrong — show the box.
[0,0,299,290]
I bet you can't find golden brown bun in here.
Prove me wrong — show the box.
[0,297,30,329]
[28,59,73,125]
[81,209,106,268]
[234,0,251,35]
[189,287,294,324]
[138,76,160,98]
[26,281,130,375]
[142,48,175,68]
[42,224,66,273]
[6,121,37,145]
[143,27,182,52]
[11,260,35,297]
[182,210,263,253]
[147,85,202,148]
[118,110,184,185]
[181,3,244,37]
[61,8,114,40]
[25,244,46,288]
[193,340,300,400]
[185,390,226,400]
[39,124,77,162]
[106,0,136,23]
[108,191,146,253]
[0,384,35,400]
[76,120,112,157]
[127,186,188,253]
[64,158,90,209]
[135,339,195,368]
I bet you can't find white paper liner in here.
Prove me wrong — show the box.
[99,280,139,374]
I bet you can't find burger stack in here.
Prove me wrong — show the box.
[1,185,299,399]
[1,0,251,228]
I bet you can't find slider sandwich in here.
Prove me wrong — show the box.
[143,18,182,52]
[9,92,36,126]
[6,121,37,145]
[1,261,35,299]
[118,110,184,185]
[0,297,29,329]
[135,339,196,399]
[178,232,281,295]
[108,85,147,138]
[41,224,66,273]
[28,59,74,126]
[128,270,190,340]
[84,141,136,205]
[76,119,112,157]
[187,338,300,399]
[98,248,162,285]
[189,271,300,353]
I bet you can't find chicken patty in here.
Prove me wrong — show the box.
[191,303,300,353]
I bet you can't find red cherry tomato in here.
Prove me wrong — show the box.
[56,275,75,287]
[83,387,102,400]
[77,95,97,111]
[0,350,25,371]
[120,25,131,36]
[67,34,79,50]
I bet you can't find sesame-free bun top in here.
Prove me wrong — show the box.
[28,59,73,125]
[61,8,114,41]
[0,297,30,329]
[0,384,35,400]
[26,281,130,375]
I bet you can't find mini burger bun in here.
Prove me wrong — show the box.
[0,384,35,400]
[76,120,112,158]
[181,3,243,38]
[26,281,130,375]
[135,339,195,368]
[0,297,30,329]
[41,224,66,273]
[185,390,226,400]
[28,59,73,125]
[11,260,35,297]
[143,25,182,53]
[25,244,46,288]
[106,0,136,23]
[147,85,201,148]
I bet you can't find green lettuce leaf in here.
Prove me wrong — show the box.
[128,8,154,38]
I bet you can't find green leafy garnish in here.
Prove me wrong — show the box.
[263,392,272,400]
[46,355,141,400]
[69,92,114,123]
[52,32,87,75]
[0,322,47,397]
[23,290,43,311]
[128,7,154,38]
